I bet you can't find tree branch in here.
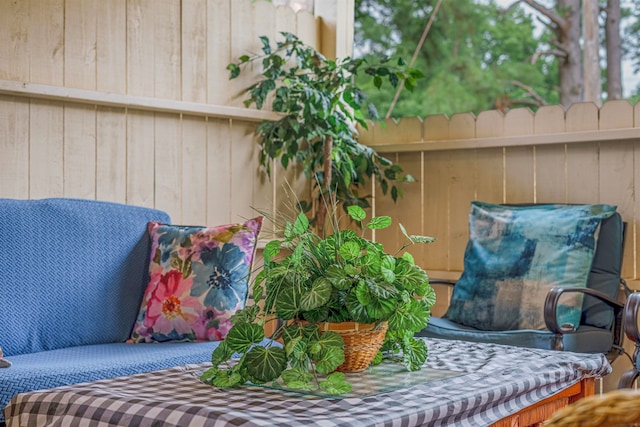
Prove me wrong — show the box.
[521,0,566,30]
[510,80,548,105]
[509,98,546,107]
[530,49,567,64]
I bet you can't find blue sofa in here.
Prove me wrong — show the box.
[0,198,242,422]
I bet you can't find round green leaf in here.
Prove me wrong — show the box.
[225,323,265,353]
[314,345,345,375]
[365,297,396,321]
[244,346,288,383]
[381,266,395,284]
[281,367,313,385]
[402,337,428,371]
[291,213,309,237]
[263,240,282,263]
[319,371,352,394]
[346,205,366,221]
[388,299,430,332]
[300,277,333,311]
[367,216,392,230]
[355,281,372,306]
[275,283,304,320]
[346,291,374,323]
[339,241,361,261]
[211,370,244,388]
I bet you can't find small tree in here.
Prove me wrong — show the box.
[227,32,423,232]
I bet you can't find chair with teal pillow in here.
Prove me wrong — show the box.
[417,202,628,362]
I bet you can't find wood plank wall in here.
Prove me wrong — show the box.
[360,101,640,391]
[0,0,315,229]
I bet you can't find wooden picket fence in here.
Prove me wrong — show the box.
[360,102,639,284]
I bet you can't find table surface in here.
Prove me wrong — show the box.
[4,338,611,427]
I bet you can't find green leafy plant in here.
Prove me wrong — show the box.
[227,32,424,232]
[200,205,436,394]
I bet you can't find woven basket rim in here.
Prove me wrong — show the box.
[315,321,389,333]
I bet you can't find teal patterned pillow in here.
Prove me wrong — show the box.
[444,202,617,331]
[129,217,263,343]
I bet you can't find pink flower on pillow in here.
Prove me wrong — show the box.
[144,270,203,336]
[192,306,235,340]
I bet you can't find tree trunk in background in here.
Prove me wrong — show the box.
[582,0,601,106]
[558,0,582,107]
[605,0,623,100]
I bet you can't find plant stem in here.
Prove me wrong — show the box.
[316,135,333,234]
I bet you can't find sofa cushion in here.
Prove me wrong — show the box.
[444,202,616,331]
[0,198,170,356]
[129,217,263,343]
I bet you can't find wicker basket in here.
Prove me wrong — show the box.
[543,389,640,427]
[317,321,388,373]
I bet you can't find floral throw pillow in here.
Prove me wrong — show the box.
[129,217,263,343]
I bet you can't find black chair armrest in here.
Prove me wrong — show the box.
[544,286,624,333]
[430,279,456,287]
[623,292,640,344]
[544,286,625,358]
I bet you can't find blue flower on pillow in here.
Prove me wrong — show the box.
[154,225,202,264]
[191,243,250,310]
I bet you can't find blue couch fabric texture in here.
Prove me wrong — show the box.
[0,198,243,422]
[0,198,170,356]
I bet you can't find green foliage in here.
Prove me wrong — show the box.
[228,32,424,222]
[201,205,436,394]
[354,0,560,116]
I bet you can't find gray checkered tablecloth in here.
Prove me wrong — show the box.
[3,338,611,427]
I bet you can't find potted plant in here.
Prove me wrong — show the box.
[200,204,435,394]
[227,32,424,232]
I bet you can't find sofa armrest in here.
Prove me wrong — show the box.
[544,285,625,358]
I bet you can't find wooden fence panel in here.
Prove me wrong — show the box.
[504,109,535,203]
[64,0,97,90]
[96,0,127,93]
[96,107,127,204]
[0,96,29,199]
[154,114,182,222]
[181,116,208,226]
[30,101,64,199]
[126,111,156,208]
[0,0,29,81]
[535,105,567,203]
[206,118,233,226]
[363,101,640,285]
[63,104,96,199]
[599,101,636,279]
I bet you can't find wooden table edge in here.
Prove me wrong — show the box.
[490,377,595,427]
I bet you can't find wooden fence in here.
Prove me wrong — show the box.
[0,0,316,228]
